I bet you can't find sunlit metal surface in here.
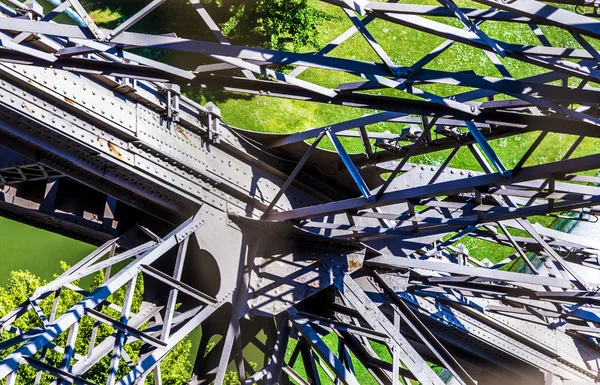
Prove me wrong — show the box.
[0,1,598,384]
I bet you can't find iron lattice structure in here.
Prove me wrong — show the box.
[0,0,599,385]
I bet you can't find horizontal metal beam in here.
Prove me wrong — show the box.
[267,153,600,221]
[366,255,573,288]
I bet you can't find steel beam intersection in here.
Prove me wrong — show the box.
[0,211,210,385]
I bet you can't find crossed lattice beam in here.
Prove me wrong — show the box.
[0,211,219,385]
[0,1,599,385]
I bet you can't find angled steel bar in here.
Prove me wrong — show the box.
[108,0,166,40]
[57,322,79,385]
[262,132,326,218]
[0,31,57,62]
[438,0,505,56]
[288,307,361,385]
[340,0,367,15]
[512,131,547,177]
[140,264,217,306]
[571,32,600,63]
[367,254,573,288]
[328,130,374,201]
[4,0,32,13]
[529,23,551,46]
[188,0,255,80]
[234,326,246,383]
[358,126,374,159]
[212,55,337,98]
[88,242,117,359]
[107,276,137,385]
[465,121,509,177]
[342,8,401,76]
[497,222,539,274]
[296,312,389,342]
[409,225,478,259]
[376,121,435,200]
[23,357,92,385]
[85,308,166,348]
[268,112,403,148]
[373,271,477,385]
[340,330,416,383]
[160,237,189,341]
[299,343,322,385]
[428,147,460,184]
[66,0,105,41]
[335,274,445,385]
[264,317,291,385]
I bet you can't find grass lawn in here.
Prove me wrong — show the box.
[186,0,600,173]
[184,0,600,267]
[0,217,94,286]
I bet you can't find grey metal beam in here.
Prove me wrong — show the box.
[335,275,445,385]
[262,132,326,217]
[267,153,600,221]
[288,307,361,385]
[366,255,573,288]
[473,0,600,40]
[373,271,477,385]
[108,0,166,40]
[140,264,217,306]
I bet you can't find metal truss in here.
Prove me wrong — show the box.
[0,1,598,385]
[0,211,214,385]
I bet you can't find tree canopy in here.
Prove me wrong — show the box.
[205,0,332,50]
[0,263,193,385]
[83,0,332,51]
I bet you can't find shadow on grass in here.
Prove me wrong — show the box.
[183,87,255,104]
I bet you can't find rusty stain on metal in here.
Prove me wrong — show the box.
[175,125,192,143]
[105,140,125,161]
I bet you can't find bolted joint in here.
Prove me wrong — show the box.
[205,102,221,119]
[159,84,181,127]
[22,0,43,19]
[204,102,222,144]
[158,83,181,96]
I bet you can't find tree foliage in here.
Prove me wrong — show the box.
[208,0,333,50]
[82,0,332,51]
[0,263,193,385]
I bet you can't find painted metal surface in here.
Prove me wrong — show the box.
[0,1,598,385]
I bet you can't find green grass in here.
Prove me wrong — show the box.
[285,333,393,385]
[88,8,122,25]
[184,0,600,267]
[185,0,600,171]
[0,217,94,286]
